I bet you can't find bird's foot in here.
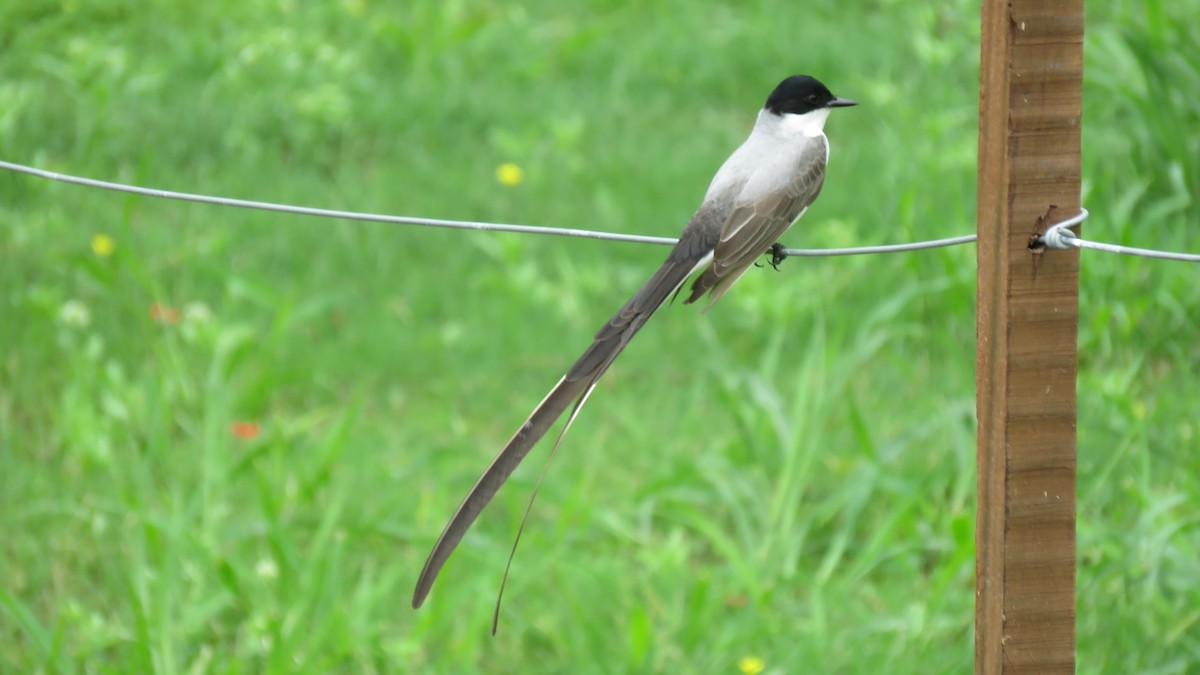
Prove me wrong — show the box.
[767,242,788,270]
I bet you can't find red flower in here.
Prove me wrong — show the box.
[230,421,261,439]
[149,303,181,324]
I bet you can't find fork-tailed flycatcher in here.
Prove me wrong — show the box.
[413,74,856,618]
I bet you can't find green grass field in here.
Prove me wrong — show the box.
[2,0,1198,672]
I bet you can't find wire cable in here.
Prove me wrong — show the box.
[6,160,1195,262]
[1035,208,1200,262]
[0,160,968,257]
[0,160,678,247]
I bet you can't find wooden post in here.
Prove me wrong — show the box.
[976,0,1083,673]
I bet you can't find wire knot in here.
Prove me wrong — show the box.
[1035,208,1089,251]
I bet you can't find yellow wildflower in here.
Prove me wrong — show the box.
[738,656,765,675]
[495,162,525,186]
[91,234,115,257]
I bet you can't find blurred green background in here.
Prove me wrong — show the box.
[2,0,1197,672]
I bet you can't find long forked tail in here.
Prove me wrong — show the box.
[411,252,705,610]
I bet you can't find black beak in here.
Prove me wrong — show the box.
[828,96,858,108]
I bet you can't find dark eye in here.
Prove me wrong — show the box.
[806,93,819,104]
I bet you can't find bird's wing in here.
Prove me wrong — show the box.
[684,137,828,305]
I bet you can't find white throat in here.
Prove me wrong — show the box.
[774,108,832,137]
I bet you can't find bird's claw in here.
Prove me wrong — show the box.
[767,242,788,270]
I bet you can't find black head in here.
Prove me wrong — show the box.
[764,75,857,115]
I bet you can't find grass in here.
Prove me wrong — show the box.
[1,0,1198,672]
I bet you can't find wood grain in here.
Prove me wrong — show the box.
[976,0,1082,672]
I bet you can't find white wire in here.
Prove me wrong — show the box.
[0,160,678,247]
[0,160,965,256]
[781,234,976,257]
[1037,208,1200,262]
[5,160,1194,262]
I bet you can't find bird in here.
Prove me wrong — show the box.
[412,74,857,621]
